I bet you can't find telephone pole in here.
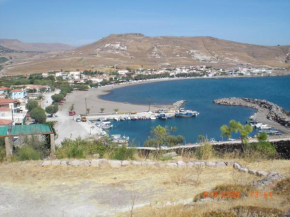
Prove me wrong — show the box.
[85,97,88,114]
[148,95,151,111]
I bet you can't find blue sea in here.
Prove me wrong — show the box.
[100,76,290,146]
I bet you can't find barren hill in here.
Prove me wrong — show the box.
[0,39,74,52]
[2,34,290,75]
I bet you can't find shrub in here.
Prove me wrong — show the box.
[108,145,136,160]
[17,146,41,161]
[195,143,214,160]
[0,146,6,162]
[56,138,107,159]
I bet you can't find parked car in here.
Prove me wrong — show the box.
[81,116,87,122]
[69,111,76,116]
[76,118,81,122]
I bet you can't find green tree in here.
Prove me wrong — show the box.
[100,108,105,113]
[114,108,119,114]
[254,132,276,159]
[51,94,64,102]
[45,105,58,116]
[70,104,75,112]
[26,100,39,112]
[220,120,253,151]
[30,107,46,123]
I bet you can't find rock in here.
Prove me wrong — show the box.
[154,162,165,168]
[79,160,90,167]
[216,162,226,167]
[42,160,51,166]
[60,161,67,166]
[248,169,257,175]
[132,161,142,166]
[239,167,249,173]
[108,160,122,168]
[206,162,216,167]
[254,171,283,186]
[51,160,61,166]
[99,159,109,167]
[167,162,177,167]
[256,171,268,177]
[162,152,177,158]
[93,154,100,158]
[225,161,234,166]
[177,161,186,167]
[233,162,241,170]
[192,162,206,167]
[144,162,155,167]
[121,160,130,166]
[91,159,100,167]
[69,160,80,166]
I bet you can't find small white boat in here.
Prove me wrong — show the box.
[150,116,156,120]
[259,124,271,130]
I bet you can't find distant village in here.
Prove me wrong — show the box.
[0,64,282,128]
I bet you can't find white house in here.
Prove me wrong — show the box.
[9,89,27,99]
[118,70,129,75]
[55,71,63,77]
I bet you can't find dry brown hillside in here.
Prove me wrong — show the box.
[1,34,290,75]
[0,39,74,52]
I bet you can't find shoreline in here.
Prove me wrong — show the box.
[96,74,290,106]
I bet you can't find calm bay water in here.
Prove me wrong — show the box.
[100,76,290,146]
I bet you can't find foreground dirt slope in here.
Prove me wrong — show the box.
[0,160,289,217]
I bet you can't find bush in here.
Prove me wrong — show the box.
[195,143,214,160]
[109,145,136,160]
[254,141,276,159]
[56,138,107,159]
[17,146,41,161]
[0,146,6,162]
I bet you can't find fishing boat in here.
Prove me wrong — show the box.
[111,134,129,144]
[150,115,156,120]
[175,108,198,118]
[159,113,167,120]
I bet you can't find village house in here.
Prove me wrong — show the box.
[42,72,49,78]
[0,87,9,95]
[55,71,62,77]
[117,70,129,75]
[9,89,27,99]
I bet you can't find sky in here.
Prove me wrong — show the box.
[0,0,289,46]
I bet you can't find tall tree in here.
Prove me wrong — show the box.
[30,107,46,123]
[26,100,39,112]
[220,120,253,151]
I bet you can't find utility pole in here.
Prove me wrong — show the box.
[85,97,88,114]
[148,95,151,112]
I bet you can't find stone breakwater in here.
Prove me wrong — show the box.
[41,159,282,181]
[214,97,290,133]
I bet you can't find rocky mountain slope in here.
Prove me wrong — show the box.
[0,39,74,52]
[1,34,290,75]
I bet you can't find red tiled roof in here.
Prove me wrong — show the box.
[0,99,19,105]
[0,119,13,126]
[10,89,25,93]
[0,108,11,112]
[0,87,8,91]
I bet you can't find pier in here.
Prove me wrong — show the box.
[214,97,290,134]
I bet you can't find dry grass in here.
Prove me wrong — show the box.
[0,159,289,216]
